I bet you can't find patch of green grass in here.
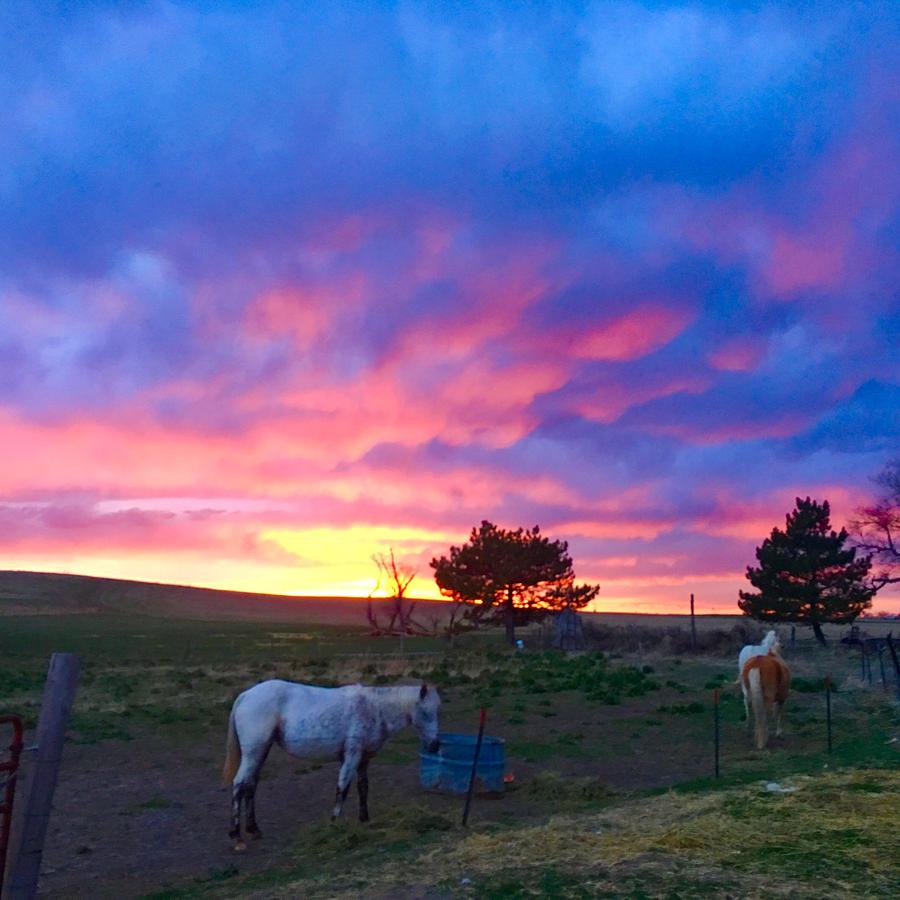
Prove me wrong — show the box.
[129,796,181,813]
[792,676,833,693]
[508,732,591,762]
[477,867,593,899]
[69,711,133,744]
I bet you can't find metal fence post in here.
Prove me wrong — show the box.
[462,708,487,827]
[885,634,900,702]
[690,594,697,651]
[713,689,720,778]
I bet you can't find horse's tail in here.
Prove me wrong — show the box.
[222,704,241,786]
[748,666,768,750]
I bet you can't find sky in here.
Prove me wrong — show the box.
[1,1,898,613]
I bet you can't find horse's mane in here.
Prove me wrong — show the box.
[357,683,435,713]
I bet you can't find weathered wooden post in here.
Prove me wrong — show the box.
[4,653,80,900]
[690,593,697,652]
[712,688,720,778]
[824,676,833,754]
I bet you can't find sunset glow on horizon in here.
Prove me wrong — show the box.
[1,2,898,615]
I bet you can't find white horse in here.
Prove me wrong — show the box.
[222,680,441,850]
[737,630,779,722]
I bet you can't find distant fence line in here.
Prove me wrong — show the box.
[327,651,444,660]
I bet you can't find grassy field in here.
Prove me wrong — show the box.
[0,569,451,624]
[1,603,898,898]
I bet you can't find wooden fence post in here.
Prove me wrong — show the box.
[3,653,80,900]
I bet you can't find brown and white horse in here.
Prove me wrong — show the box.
[737,630,779,721]
[741,649,791,750]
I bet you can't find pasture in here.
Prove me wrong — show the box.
[1,610,898,898]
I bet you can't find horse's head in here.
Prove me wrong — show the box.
[413,683,441,754]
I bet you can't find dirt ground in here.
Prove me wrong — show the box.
[32,703,717,898]
[12,640,893,898]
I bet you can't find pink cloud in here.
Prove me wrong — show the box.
[637,409,817,444]
[241,286,342,347]
[681,125,898,308]
[707,336,766,372]
[571,303,691,361]
[764,230,847,296]
[568,374,710,424]
[394,239,560,362]
[0,502,295,567]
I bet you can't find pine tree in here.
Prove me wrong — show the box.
[430,520,600,645]
[739,497,876,645]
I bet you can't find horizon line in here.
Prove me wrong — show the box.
[4,568,899,617]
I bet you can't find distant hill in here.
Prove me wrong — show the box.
[0,570,450,626]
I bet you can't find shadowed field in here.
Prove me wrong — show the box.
[1,603,897,898]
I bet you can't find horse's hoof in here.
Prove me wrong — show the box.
[233,841,247,853]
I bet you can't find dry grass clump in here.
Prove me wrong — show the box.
[429,769,899,894]
[519,770,616,807]
[250,769,899,899]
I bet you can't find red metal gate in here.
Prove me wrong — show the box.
[0,714,24,889]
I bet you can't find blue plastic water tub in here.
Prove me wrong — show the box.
[420,732,506,794]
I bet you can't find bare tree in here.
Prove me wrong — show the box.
[365,548,431,636]
[851,458,900,588]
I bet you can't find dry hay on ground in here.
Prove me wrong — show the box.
[247,769,899,899]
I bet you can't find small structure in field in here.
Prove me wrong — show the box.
[552,607,585,651]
